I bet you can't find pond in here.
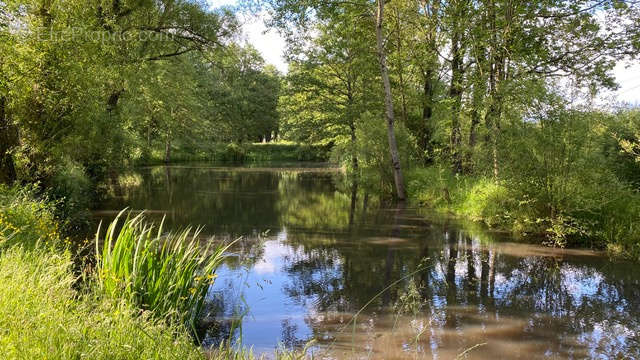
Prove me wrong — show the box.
[96,163,640,359]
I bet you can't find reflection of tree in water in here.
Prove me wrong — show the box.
[99,166,640,358]
[199,271,251,348]
[282,205,437,311]
[280,215,640,358]
[279,319,306,350]
[197,291,234,348]
[101,166,355,237]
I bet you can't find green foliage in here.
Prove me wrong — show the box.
[409,132,640,259]
[138,142,331,164]
[218,143,249,162]
[246,143,330,162]
[0,184,62,249]
[603,109,640,187]
[333,111,417,196]
[203,46,281,143]
[96,212,231,330]
[47,159,93,235]
[407,166,518,228]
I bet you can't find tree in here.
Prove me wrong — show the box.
[203,44,281,143]
[375,0,406,200]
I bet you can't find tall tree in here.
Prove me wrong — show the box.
[375,0,406,200]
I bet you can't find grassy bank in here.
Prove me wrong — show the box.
[0,186,306,359]
[407,166,640,260]
[141,142,331,165]
[0,247,206,359]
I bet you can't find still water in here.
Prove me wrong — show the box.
[97,164,640,359]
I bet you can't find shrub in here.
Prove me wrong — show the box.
[334,111,418,197]
[0,184,62,250]
[218,143,248,162]
[48,159,93,235]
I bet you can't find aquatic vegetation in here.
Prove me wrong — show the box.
[96,211,232,330]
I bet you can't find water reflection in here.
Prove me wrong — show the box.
[97,164,640,359]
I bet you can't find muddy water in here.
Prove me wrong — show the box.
[97,164,640,359]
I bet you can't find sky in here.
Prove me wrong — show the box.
[209,0,289,72]
[209,0,640,106]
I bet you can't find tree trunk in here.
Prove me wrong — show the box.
[468,76,485,152]
[375,0,406,201]
[348,90,359,173]
[417,0,440,164]
[164,130,171,163]
[0,96,17,184]
[485,0,504,180]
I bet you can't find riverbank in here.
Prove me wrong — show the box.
[141,142,331,165]
[407,166,640,260]
[0,185,304,359]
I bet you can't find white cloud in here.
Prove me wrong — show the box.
[240,14,288,73]
[207,0,237,8]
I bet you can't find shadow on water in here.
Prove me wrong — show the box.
[96,163,640,359]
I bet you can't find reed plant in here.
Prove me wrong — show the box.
[96,211,232,329]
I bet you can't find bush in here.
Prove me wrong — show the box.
[407,166,520,228]
[333,111,418,197]
[217,143,248,162]
[246,143,330,162]
[0,184,62,249]
[47,159,93,235]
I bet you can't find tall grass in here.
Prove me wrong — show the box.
[0,246,206,360]
[0,184,63,250]
[96,211,232,330]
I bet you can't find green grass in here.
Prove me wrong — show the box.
[407,166,518,226]
[0,246,205,360]
[0,184,63,250]
[96,212,231,330]
[0,242,310,359]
